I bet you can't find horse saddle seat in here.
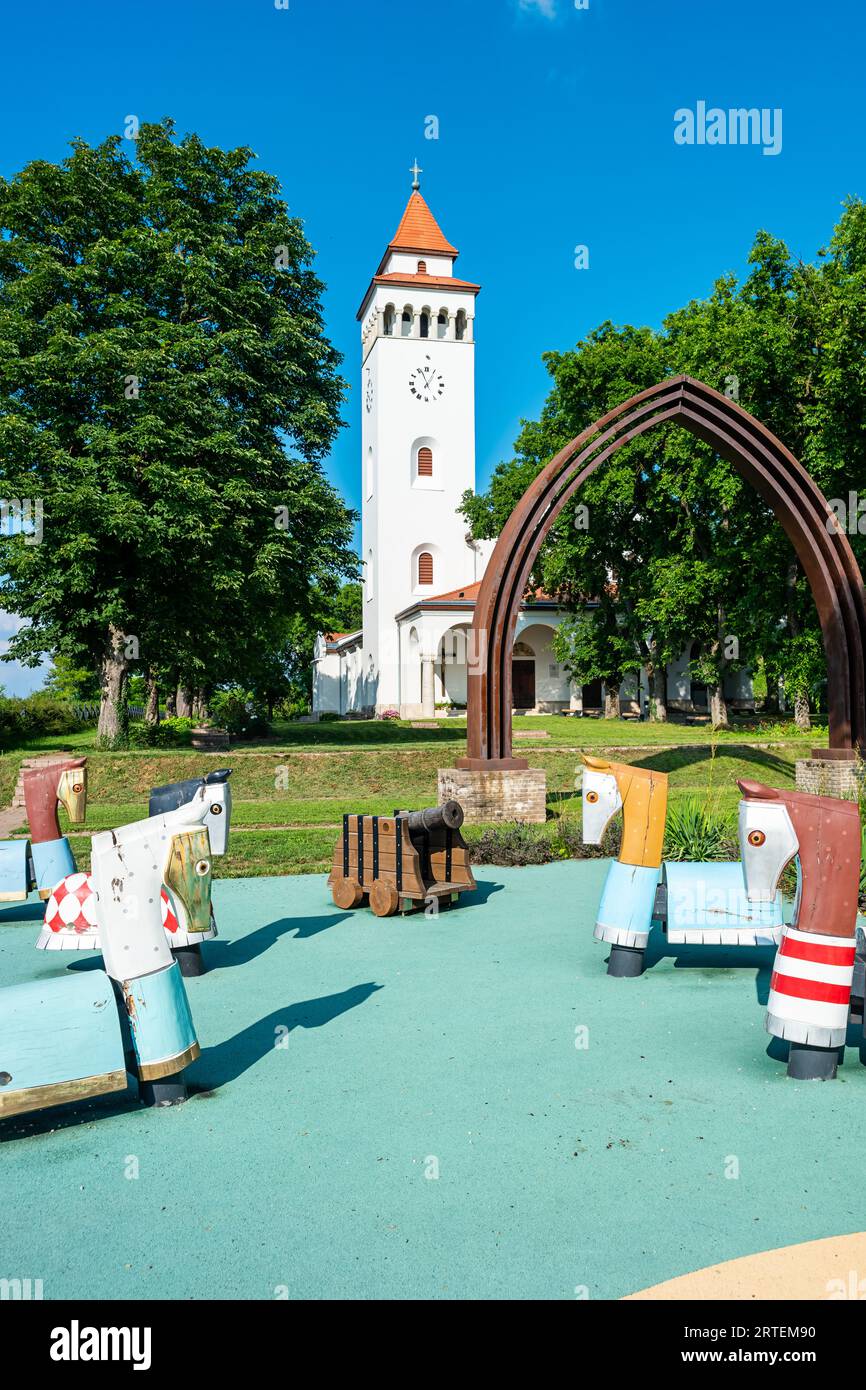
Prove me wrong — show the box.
[663,861,785,945]
[0,970,127,1119]
[0,838,33,902]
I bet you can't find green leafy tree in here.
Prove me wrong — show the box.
[40,655,100,703]
[464,204,866,730]
[0,120,357,740]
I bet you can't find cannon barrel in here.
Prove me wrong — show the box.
[404,801,464,833]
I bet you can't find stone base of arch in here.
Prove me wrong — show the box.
[795,757,862,799]
[437,765,547,824]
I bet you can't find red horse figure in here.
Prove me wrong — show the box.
[738,779,861,1080]
[0,758,86,904]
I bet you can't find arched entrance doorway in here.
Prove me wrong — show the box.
[458,376,866,769]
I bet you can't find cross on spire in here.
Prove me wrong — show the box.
[410,158,422,191]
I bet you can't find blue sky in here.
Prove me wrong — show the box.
[1,0,864,691]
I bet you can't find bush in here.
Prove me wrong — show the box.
[318,711,341,723]
[0,694,83,741]
[469,823,556,866]
[276,697,311,722]
[664,797,735,861]
[380,708,400,721]
[127,716,195,748]
[466,817,620,867]
[208,689,270,740]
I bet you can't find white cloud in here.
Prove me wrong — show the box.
[519,0,558,17]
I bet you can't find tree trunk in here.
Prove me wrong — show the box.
[604,682,621,720]
[793,691,811,731]
[651,665,668,722]
[192,690,209,722]
[709,685,729,729]
[165,688,177,718]
[145,667,160,725]
[97,625,130,741]
[176,686,193,718]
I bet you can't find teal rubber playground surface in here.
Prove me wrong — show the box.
[2,860,866,1301]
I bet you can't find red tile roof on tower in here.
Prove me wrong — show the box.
[371,271,480,292]
[358,185,475,319]
[387,191,458,258]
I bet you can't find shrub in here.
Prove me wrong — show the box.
[469,823,556,866]
[127,716,195,748]
[208,688,270,739]
[0,694,83,741]
[380,708,400,721]
[466,817,620,867]
[318,711,341,723]
[276,697,311,722]
[664,797,735,861]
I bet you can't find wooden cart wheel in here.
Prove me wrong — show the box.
[332,876,364,910]
[369,879,400,918]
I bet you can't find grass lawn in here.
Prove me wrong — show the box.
[2,711,823,756]
[0,716,816,877]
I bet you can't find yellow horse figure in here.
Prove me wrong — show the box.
[580,755,784,977]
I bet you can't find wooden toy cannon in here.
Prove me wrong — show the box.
[328,801,476,917]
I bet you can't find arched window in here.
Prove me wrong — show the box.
[366,548,374,601]
[417,260,427,273]
[383,304,395,336]
[419,311,429,339]
[401,307,412,337]
[437,311,448,339]
[455,309,467,341]
[417,446,433,477]
[418,552,433,585]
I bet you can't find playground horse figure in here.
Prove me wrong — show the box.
[738,778,861,1081]
[581,755,668,975]
[148,769,232,975]
[581,755,783,976]
[0,757,87,903]
[0,791,214,1120]
[36,770,231,976]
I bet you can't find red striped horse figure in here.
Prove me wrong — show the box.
[738,779,861,1080]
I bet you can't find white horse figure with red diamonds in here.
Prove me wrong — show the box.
[36,771,231,975]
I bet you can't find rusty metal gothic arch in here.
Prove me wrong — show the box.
[458,376,866,770]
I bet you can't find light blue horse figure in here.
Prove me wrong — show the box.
[0,792,216,1121]
[580,755,785,978]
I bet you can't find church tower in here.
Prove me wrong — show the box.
[356,165,480,714]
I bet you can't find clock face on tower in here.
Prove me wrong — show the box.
[409,356,445,403]
[365,371,373,413]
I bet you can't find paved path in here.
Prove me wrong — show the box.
[0,805,26,836]
[1,862,863,1300]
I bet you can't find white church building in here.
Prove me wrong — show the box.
[312,176,753,720]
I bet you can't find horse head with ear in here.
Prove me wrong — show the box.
[580,755,669,976]
[35,771,232,977]
[738,779,861,1080]
[147,770,232,974]
[0,758,88,904]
